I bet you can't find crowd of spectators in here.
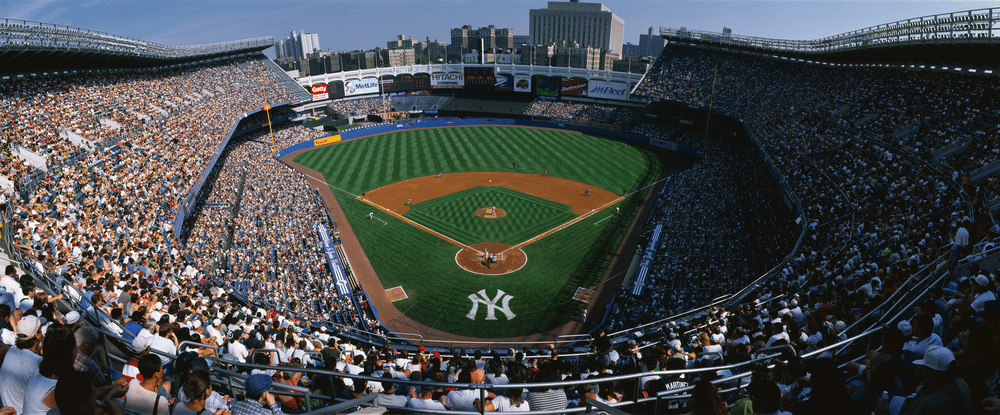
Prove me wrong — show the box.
[524,100,640,125]
[2,30,1000,414]
[327,97,392,118]
[595,44,1000,414]
[608,127,798,331]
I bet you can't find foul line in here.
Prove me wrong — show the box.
[372,215,388,225]
[497,195,624,256]
[594,215,614,225]
[497,175,670,256]
[359,197,481,254]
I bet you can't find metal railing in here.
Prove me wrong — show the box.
[661,7,999,55]
[0,18,272,58]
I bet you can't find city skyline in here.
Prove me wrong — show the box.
[2,0,991,56]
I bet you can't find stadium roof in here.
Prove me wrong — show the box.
[0,18,272,75]
[660,7,1000,69]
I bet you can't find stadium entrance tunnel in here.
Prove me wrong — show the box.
[455,242,527,275]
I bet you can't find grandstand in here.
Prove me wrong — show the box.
[0,7,999,415]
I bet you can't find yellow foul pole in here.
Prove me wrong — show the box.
[262,85,276,156]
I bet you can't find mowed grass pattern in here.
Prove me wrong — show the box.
[295,126,684,337]
[293,126,649,194]
[404,186,577,245]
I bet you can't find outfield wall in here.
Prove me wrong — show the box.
[275,117,701,160]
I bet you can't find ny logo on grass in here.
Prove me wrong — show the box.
[466,289,516,321]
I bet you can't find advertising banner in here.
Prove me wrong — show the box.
[560,78,588,97]
[431,72,464,89]
[317,224,352,297]
[310,83,329,101]
[513,74,531,93]
[588,79,629,101]
[534,75,559,98]
[313,135,341,147]
[463,67,495,90]
[630,223,662,296]
[494,73,514,91]
[344,77,380,96]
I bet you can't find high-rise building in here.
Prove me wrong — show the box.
[529,1,624,57]
[387,49,416,66]
[275,30,321,60]
[637,27,666,57]
[387,35,416,50]
[451,25,515,54]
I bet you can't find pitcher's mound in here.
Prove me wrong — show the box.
[475,207,507,219]
[456,242,527,275]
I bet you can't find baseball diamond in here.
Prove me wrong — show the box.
[289,125,687,338]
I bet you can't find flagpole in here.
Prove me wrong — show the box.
[262,85,276,156]
[703,64,718,145]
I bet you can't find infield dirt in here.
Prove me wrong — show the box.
[364,172,619,216]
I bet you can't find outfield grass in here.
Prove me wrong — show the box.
[404,186,576,246]
[295,126,679,337]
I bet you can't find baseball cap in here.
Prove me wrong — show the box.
[132,334,154,353]
[913,346,955,372]
[244,374,273,397]
[975,275,989,287]
[17,315,41,337]
[64,311,81,325]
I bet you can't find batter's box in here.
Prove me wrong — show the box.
[386,286,408,302]
[573,287,595,303]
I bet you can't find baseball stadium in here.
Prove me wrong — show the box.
[1,3,1000,415]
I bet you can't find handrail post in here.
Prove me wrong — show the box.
[479,387,486,415]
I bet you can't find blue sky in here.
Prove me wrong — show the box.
[2,0,991,55]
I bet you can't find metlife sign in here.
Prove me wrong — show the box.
[344,78,380,97]
[588,79,630,101]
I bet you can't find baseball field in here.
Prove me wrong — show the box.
[292,125,683,338]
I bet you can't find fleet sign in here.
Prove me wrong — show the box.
[588,80,630,101]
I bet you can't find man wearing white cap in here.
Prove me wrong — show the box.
[967,275,995,316]
[0,315,43,411]
[64,310,85,331]
[122,333,153,378]
[877,346,972,415]
[206,318,226,348]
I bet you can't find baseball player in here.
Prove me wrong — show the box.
[616,207,620,214]
[492,206,496,217]
[585,188,591,196]
[437,171,443,178]
[512,161,516,169]
[407,197,411,206]
[368,212,374,219]
[543,170,547,177]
